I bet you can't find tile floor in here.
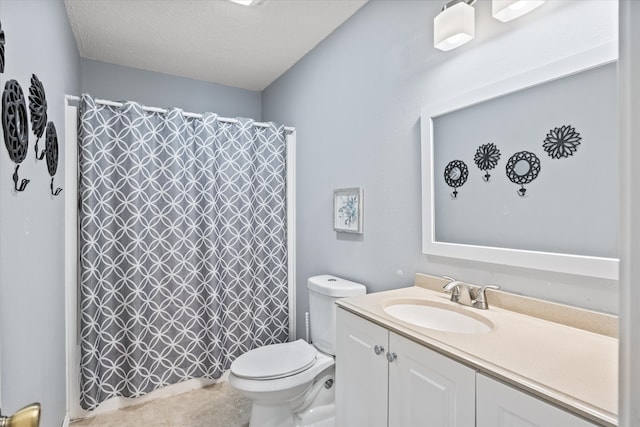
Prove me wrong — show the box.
[70,382,251,427]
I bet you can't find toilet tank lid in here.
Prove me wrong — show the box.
[307,275,366,297]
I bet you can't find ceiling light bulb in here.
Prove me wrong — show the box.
[446,34,463,44]
[492,0,545,22]
[228,0,262,6]
[434,1,476,52]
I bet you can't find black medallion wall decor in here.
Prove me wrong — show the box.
[506,151,541,197]
[45,122,62,196]
[0,20,5,74]
[29,74,48,160]
[1,21,62,198]
[474,142,501,182]
[2,79,30,192]
[543,124,581,159]
[444,160,468,199]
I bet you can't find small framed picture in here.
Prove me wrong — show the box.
[334,187,363,234]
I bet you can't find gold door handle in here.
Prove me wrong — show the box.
[0,403,41,427]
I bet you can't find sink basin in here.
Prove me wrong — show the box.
[383,300,494,334]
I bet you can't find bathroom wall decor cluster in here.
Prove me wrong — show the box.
[444,123,581,199]
[0,19,62,196]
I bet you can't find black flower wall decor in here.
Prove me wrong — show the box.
[45,122,62,196]
[29,74,48,160]
[0,20,5,74]
[506,151,541,197]
[474,142,501,182]
[543,124,581,159]
[2,79,30,192]
[444,160,469,199]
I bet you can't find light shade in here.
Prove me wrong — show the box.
[228,0,262,6]
[492,0,545,22]
[434,2,475,52]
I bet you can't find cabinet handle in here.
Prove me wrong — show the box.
[374,345,385,355]
[386,352,398,362]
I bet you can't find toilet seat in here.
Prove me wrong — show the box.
[229,350,334,396]
[231,339,318,380]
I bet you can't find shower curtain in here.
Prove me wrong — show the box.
[77,94,289,410]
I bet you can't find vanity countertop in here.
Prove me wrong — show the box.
[336,273,618,427]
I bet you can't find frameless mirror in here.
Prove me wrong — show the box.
[449,167,461,180]
[513,160,530,176]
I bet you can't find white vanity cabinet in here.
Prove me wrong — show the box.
[388,331,476,426]
[476,374,598,427]
[336,307,603,427]
[335,307,388,427]
[336,308,476,427]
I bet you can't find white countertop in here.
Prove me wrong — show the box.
[336,275,618,426]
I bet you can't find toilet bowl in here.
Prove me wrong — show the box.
[229,340,335,427]
[229,275,366,427]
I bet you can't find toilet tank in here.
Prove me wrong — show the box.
[307,275,366,355]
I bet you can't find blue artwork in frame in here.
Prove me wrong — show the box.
[334,187,363,234]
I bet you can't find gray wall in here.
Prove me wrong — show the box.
[0,0,81,426]
[81,59,262,119]
[262,0,619,339]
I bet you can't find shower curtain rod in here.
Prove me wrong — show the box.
[65,95,295,133]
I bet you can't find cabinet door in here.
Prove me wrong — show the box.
[336,308,389,427]
[476,374,598,427]
[388,332,476,427]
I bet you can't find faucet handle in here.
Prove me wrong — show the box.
[472,285,500,309]
[442,276,459,293]
[442,280,461,293]
[442,280,461,304]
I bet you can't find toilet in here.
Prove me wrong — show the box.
[229,275,366,427]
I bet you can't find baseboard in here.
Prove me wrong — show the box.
[61,412,70,427]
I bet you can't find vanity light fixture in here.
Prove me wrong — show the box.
[434,0,476,52]
[228,0,262,5]
[492,0,545,22]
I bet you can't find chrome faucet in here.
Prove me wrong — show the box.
[442,277,499,310]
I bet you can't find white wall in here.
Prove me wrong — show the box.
[0,0,81,425]
[262,0,619,339]
[618,0,640,423]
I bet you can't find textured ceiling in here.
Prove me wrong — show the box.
[64,0,368,91]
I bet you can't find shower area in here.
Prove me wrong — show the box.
[63,94,296,418]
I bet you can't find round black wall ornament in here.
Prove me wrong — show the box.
[2,79,30,192]
[506,151,541,197]
[543,124,581,159]
[474,142,501,182]
[29,74,48,160]
[0,20,5,74]
[444,160,469,199]
[45,122,62,196]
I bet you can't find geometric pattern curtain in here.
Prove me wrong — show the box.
[77,94,289,410]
